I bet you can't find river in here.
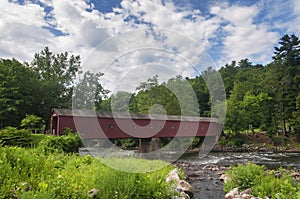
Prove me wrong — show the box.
[176,151,300,199]
[79,148,300,198]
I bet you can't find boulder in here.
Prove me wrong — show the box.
[241,193,252,199]
[240,188,252,195]
[166,169,181,183]
[88,188,99,198]
[180,191,191,199]
[220,173,231,183]
[225,187,239,199]
[167,169,194,198]
[176,180,194,198]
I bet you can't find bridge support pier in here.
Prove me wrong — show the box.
[139,138,161,153]
[139,138,152,153]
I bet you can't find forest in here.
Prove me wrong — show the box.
[0,34,300,144]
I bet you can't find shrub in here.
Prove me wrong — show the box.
[31,134,48,147]
[219,132,246,147]
[224,162,265,192]
[253,172,298,199]
[38,131,83,153]
[111,138,139,149]
[224,163,300,198]
[0,127,33,147]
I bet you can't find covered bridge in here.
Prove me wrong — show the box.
[50,108,221,139]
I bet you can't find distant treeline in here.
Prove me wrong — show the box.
[1,34,300,140]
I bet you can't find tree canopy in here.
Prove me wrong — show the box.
[1,34,300,141]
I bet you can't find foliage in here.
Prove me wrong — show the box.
[0,59,39,128]
[224,162,300,198]
[224,162,265,192]
[0,146,174,199]
[38,130,83,153]
[292,93,300,141]
[110,138,139,149]
[20,114,45,133]
[30,47,82,126]
[2,34,300,144]
[0,127,33,147]
[264,34,300,136]
[219,132,246,147]
[73,71,109,110]
[133,75,199,116]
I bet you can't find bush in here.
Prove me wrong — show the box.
[31,134,48,147]
[110,138,139,149]
[219,132,246,147]
[38,132,83,153]
[224,162,265,192]
[0,127,33,147]
[253,170,298,199]
[224,162,300,198]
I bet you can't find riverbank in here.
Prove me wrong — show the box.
[0,146,176,199]
[211,132,300,153]
[212,143,300,153]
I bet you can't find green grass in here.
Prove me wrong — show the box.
[0,146,175,199]
[100,157,170,173]
[224,162,300,199]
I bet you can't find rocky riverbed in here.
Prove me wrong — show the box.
[174,151,300,198]
[174,162,226,199]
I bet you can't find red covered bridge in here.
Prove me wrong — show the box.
[50,108,221,138]
[50,109,222,152]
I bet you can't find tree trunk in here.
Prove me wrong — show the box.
[281,118,287,136]
[296,128,300,143]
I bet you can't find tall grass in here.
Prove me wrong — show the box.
[0,146,175,199]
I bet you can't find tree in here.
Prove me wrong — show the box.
[273,34,300,67]
[110,91,134,112]
[73,71,109,110]
[0,59,39,128]
[20,114,45,134]
[30,47,81,124]
[165,75,199,116]
[201,67,226,118]
[291,93,300,141]
[224,59,265,134]
[265,34,300,136]
[219,61,238,98]
[241,92,274,134]
[133,75,199,116]
[187,76,210,116]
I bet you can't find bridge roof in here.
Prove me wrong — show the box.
[52,108,219,123]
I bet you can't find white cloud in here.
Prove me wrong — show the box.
[0,0,53,60]
[211,3,279,65]
[289,0,300,34]
[1,0,299,94]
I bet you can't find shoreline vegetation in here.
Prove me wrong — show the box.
[1,129,300,198]
[0,146,178,199]
[0,131,196,199]
[222,162,300,199]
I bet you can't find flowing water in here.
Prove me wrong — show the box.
[176,151,300,199]
[80,148,300,199]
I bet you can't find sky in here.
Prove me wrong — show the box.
[1,0,300,93]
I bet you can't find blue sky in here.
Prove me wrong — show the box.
[1,0,300,92]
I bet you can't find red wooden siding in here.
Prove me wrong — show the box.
[50,109,221,138]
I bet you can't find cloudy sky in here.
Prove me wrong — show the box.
[1,0,300,92]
